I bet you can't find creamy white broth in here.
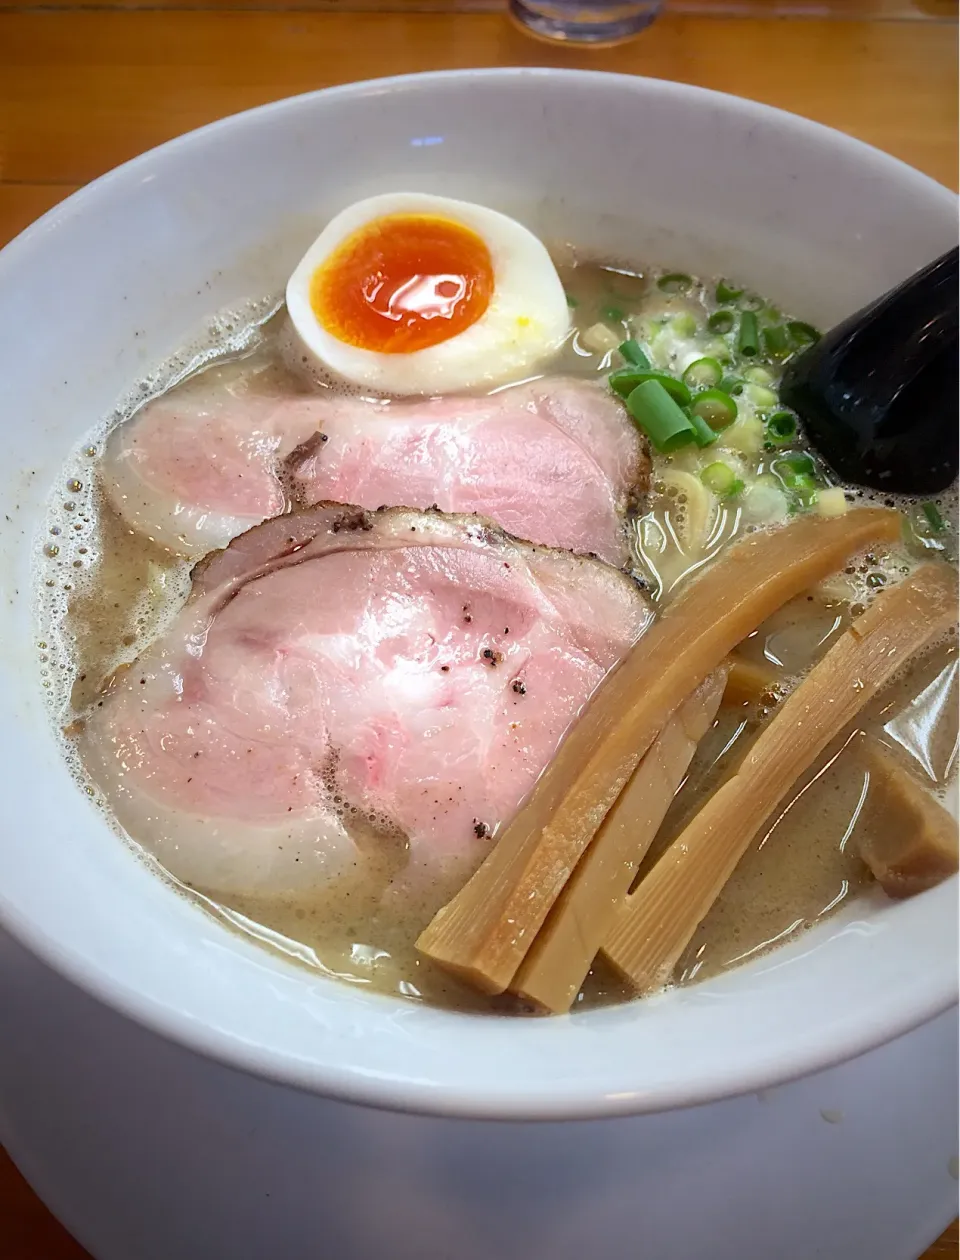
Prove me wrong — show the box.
[38,257,958,1014]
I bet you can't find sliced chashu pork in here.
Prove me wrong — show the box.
[101,390,318,557]
[285,378,648,567]
[102,378,648,565]
[80,505,652,899]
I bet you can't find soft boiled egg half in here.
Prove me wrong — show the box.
[285,193,571,396]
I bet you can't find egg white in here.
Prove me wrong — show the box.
[285,192,571,396]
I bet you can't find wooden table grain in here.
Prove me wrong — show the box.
[0,4,957,1257]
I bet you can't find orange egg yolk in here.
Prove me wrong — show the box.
[309,213,495,355]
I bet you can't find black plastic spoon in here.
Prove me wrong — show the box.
[779,247,958,497]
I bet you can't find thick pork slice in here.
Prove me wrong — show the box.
[286,378,648,567]
[102,378,647,565]
[80,506,652,899]
[101,391,319,556]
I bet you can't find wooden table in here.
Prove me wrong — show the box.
[0,2,957,1255]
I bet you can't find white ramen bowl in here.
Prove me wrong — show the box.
[0,70,956,1140]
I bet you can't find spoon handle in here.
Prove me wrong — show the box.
[780,247,958,497]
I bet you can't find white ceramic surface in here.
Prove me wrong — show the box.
[1,926,956,1260]
[0,70,956,1133]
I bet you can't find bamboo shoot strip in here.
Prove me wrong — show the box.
[511,672,726,1015]
[722,654,784,707]
[856,737,959,899]
[602,562,958,993]
[416,508,900,995]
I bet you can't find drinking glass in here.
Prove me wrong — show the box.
[508,0,664,45]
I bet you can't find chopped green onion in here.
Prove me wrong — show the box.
[715,280,743,304]
[746,383,778,410]
[609,369,644,398]
[625,380,697,454]
[610,368,691,407]
[743,365,775,386]
[761,305,784,325]
[707,309,736,335]
[922,501,945,533]
[565,292,579,309]
[720,375,746,397]
[603,304,625,323]
[671,312,698,337]
[700,461,743,498]
[690,388,738,431]
[773,454,819,505]
[658,272,693,294]
[682,357,724,389]
[787,320,821,347]
[763,325,791,359]
[737,311,760,358]
[792,475,819,507]
[775,452,816,479]
[687,412,720,448]
[618,339,650,368]
[766,411,798,444]
[771,458,816,506]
